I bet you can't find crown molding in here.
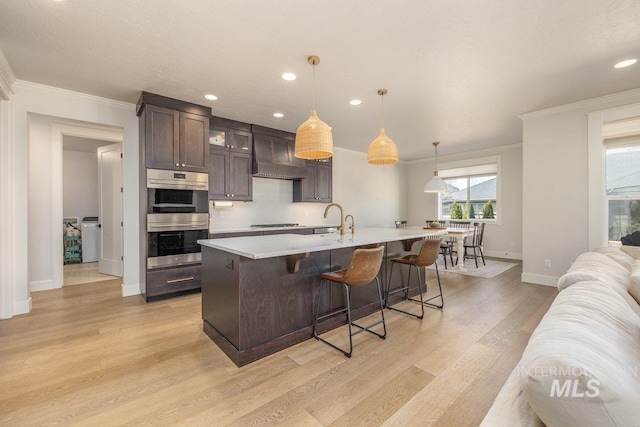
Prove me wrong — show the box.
[334,145,409,164]
[519,87,640,120]
[0,48,16,101]
[13,80,136,111]
[407,142,522,165]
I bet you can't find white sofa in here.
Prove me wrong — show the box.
[480,246,640,427]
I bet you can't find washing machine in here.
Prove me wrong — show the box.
[81,216,100,263]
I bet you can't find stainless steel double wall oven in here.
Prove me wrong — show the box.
[146,168,209,269]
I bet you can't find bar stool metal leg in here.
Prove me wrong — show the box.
[313,278,387,358]
[385,262,425,319]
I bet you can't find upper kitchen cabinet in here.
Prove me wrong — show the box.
[293,158,332,203]
[208,116,253,201]
[137,92,211,173]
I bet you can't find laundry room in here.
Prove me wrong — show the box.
[62,135,118,286]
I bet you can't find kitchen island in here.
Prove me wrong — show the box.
[198,227,444,366]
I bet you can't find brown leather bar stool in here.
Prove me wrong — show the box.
[313,246,386,358]
[386,237,444,319]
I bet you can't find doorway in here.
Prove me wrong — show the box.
[27,114,124,293]
[62,136,123,286]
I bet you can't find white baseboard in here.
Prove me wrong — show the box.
[30,279,55,292]
[521,273,558,287]
[13,297,32,315]
[122,282,141,297]
[484,250,523,260]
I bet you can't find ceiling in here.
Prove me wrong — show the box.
[1,0,639,160]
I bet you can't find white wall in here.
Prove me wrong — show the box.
[521,88,640,286]
[406,144,523,259]
[3,81,140,317]
[210,147,407,230]
[63,150,99,221]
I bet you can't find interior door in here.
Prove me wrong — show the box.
[97,143,123,276]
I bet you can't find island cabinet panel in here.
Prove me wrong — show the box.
[200,237,424,367]
[202,250,241,349]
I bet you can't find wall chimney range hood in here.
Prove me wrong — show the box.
[252,126,308,180]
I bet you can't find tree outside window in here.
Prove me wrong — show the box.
[440,174,497,221]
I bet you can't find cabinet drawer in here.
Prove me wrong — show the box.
[146,264,202,298]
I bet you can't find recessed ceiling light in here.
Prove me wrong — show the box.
[350,99,362,106]
[281,73,296,81]
[614,59,637,69]
[273,112,284,118]
[204,94,218,101]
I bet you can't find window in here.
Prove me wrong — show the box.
[437,161,498,221]
[605,143,640,244]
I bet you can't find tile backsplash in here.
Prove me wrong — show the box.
[209,177,330,230]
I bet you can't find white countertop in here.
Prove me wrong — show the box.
[198,227,445,259]
[208,224,333,234]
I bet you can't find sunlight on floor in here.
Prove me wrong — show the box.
[63,262,118,286]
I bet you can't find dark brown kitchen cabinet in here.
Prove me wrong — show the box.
[208,126,253,201]
[137,92,211,173]
[293,158,332,203]
[145,264,201,301]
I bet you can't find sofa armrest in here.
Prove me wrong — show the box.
[480,366,544,427]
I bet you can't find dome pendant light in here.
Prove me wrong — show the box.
[367,89,399,165]
[295,56,333,160]
[423,141,448,193]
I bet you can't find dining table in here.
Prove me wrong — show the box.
[411,225,476,270]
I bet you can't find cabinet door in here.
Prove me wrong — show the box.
[228,130,253,154]
[315,162,332,202]
[297,163,318,202]
[228,152,253,201]
[208,147,229,199]
[180,112,209,172]
[145,105,180,170]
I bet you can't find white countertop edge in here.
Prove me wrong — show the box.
[198,227,445,259]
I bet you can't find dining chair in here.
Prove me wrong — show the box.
[463,222,486,268]
[443,221,470,268]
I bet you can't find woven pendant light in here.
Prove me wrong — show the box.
[367,89,399,165]
[295,56,333,160]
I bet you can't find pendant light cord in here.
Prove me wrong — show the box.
[312,61,316,111]
[380,93,384,128]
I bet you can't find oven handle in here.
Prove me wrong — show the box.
[147,180,208,191]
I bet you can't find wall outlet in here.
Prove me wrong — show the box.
[218,211,224,218]
[544,259,551,268]
[510,241,515,248]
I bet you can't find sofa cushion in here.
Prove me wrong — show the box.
[557,252,629,292]
[555,252,640,318]
[593,246,635,272]
[519,281,640,427]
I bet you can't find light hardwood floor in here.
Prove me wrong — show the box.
[0,261,557,426]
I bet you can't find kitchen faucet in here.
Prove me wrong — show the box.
[345,214,355,234]
[323,203,345,235]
